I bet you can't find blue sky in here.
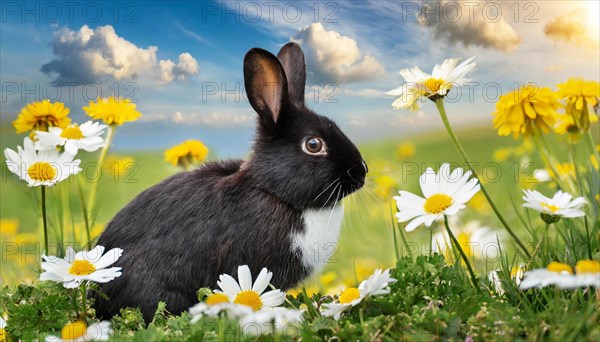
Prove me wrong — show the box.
[1,0,599,157]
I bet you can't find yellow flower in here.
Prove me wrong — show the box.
[83,96,141,126]
[396,142,416,160]
[164,140,209,167]
[556,78,600,131]
[514,141,534,156]
[104,155,136,178]
[319,271,337,288]
[14,233,37,245]
[492,148,512,162]
[373,175,397,199]
[0,218,19,236]
[492,85,561,137]
[468,191,489,213]
[13,100,71,134]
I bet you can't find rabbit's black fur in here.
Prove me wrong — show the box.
[92,43,366,323]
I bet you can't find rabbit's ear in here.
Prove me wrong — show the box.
[277,42,306,106]
[244,48,289,128]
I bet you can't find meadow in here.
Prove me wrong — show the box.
[1,76,599,341]
[1,125,539,284]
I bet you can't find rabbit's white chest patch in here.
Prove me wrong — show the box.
[292,205,344,275]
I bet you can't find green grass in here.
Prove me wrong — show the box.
[2,124,599,341]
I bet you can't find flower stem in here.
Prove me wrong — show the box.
[528,222,550,265]
[444,216,479,290]
[41,185,49,253]
[433,98,531,258]
[585,129,599,160]
[77,176,92,247]
[87,125,116,219]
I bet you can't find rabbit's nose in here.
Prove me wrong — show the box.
[347,161,367,186]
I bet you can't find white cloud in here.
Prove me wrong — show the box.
[417,0,521,52]
[292,23,385,83]
[544,9,599,48]
[41,25,199,84]
[141,111,253,128]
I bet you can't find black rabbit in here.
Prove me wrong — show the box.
[92,43,367,323]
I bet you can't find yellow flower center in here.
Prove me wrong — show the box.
[234,290,263,311]
[27,162,57,182]
[541,203,560,213]
[61,321,87,340]
[205,293,230,306]
[69,260,96,276]
[0,328,6,342]
[424,194,453,214]
[575,260,600,274]
[547,262,573,274]
[424,78,444,92]
[60,124,84,140]
[338,287,360,304]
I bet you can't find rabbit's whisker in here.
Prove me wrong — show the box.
[314,177,341,202]
[322,181,341,210]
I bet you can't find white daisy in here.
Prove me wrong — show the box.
[321,268,397,320]
[519,260,600,290]
[533,169,552,183]
[45,321,112,342]
[522,190,586,219]
[189,293,253,322]
[239,307,304,336]
[4,137,82,187]
[488,264,524,295]
[394,163,480,232]
[40,245,123,289]
[432,221,503,263]
[35,121,106,155]
[387,57,476,111]
[215,265,286,312]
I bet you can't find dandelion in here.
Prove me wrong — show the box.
[519,260,600,290]
[239,307,304,336]
[493,85,562,137]
[40,245,123,288]
[386,57,476,111]
[189,293,253,322]
[4,137,81,187]
[492,148,512,162]
[0,218,19,236]
[45,321,112,342]
[164,140,209,169]
[373,175,397,199]
[13,100,71,134]
[321,269,396,320]
[467,192,489,213]
[215,265,285,312]
[83,96,141,126]
[556,78,600,132]
[522,189,586,223]
[83,97,140,217]
[104,155,136,177]
[35,121,106,155]
[396,142,416,160]
[432,221,503,265]
[394,163,480,231]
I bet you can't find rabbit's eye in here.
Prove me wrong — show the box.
[303,137,326,155]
